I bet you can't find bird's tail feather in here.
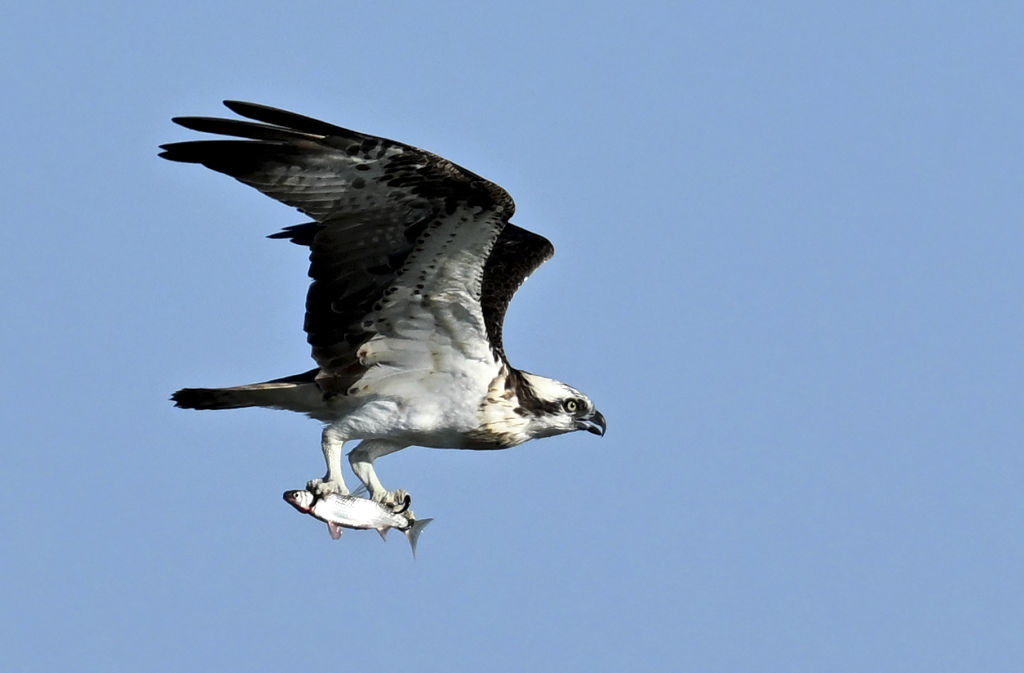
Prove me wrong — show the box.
[171,369,320,411]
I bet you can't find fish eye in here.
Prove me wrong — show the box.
[564,399,579,413]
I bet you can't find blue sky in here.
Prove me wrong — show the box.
[3,2,1022,671]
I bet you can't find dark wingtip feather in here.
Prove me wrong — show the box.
[158,141,219,164]
[158,140,293,176]
[170,388,201,409]
[171,114,314,142]
[267,222,322,246]
[223,100,265,115]
[171,115,238,133]
[222,100,352,137]
[158,142,195,162]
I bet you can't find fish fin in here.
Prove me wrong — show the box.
[377,528,389,542]
[405,518,433,557]
[327,522,343,540]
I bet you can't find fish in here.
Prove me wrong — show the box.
[283,489,432,555]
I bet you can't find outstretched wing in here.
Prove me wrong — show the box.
[272,221,555,368]
[160,101,511,219]
[161,101,526,394]
[479,224,554,363]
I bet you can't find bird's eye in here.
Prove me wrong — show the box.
[564,399,579,413]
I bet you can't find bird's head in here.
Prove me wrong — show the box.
[514,372,606,440]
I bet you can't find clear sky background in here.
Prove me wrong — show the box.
[2,2,1021,671]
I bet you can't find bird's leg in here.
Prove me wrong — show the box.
[348,439,409,507]
[307,424,350,496]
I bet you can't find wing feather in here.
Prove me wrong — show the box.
[479,225,554,362]
[163,101,549,394]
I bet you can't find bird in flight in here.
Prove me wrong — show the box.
[163,101,606,507]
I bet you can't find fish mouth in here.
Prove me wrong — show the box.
[576,409,607,437]
[282,489,314,512]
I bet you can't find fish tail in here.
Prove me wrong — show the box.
[405,518,433,557]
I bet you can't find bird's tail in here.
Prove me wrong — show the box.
[171,369,320,411]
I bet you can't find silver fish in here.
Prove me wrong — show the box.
[283,489,432,555]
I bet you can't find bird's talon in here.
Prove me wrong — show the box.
[377,488,411,512]
[307,478,348,497]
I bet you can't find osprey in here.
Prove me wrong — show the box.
[164,101,606,505]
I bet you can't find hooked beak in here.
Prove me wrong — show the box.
[576,409,607,437]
